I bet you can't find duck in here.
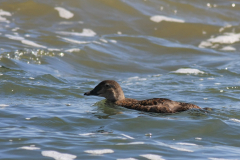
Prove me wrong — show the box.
[84,80,201,113]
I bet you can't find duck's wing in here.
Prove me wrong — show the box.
[116,98,201,113]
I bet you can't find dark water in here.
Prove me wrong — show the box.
[0,0,240,159]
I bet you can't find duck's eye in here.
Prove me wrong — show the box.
[105,84,111,88]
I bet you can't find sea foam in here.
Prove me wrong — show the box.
[173,68,204,74]
[150,15,184,23]
[42,150,77,160]
[55,7,74,19]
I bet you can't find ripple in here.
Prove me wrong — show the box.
[1,0,240,159]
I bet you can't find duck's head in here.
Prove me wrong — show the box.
[84,80,125,102]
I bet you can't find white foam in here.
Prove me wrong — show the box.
[116,142,145,145]
[0,9,11,16]
[150,15,184,23]
[48,48,61,51]
[140,154,165,160]
[117,158,138,160]
[0,9,11,23]
[5,34,25,41]
[57,29,96,37]
[128,76,139,80]
[54,7,74,19]
[198,41,212,48]
[42,150,77,160]
[152,74,161,77]
[21,40,46,48]
[79,29,96,37]
[169,146,193,152]
[219,24,232,32]
[176,142,197,146]
[12,27,20,32]
[25,118,31,120]
[19,145,40,150]
[230,118,240,123]
[61,37,90,44]
[173,68,204,74]
[195,137,202,140]
[109,40,117,43]
[79,133,95,136]
[199,32,240,48]
[84,149,114,155]
[156,141,194,152]
[100,39,108,43]
[208,33,240,44]
[0,104,9,107]
[5,34,46,48]
[208,158,231,160]
[121,134,134,139]
[127,77,147,82]
[65,48,80,52]
[220,46,236,51]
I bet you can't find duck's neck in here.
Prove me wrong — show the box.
[117,91,125,101]
[110,88,125,102]
[105,86,126,102]
[110,94,125,102]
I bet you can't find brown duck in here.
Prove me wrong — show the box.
[84,80,201,113]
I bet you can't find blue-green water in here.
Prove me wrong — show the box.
[0,0,240,159]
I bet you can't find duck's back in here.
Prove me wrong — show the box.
[115,98,201,113]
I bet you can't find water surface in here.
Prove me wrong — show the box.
[0,0,240,159]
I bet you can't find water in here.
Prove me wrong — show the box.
[0,0,240,159]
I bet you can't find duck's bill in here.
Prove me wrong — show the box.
[84,90,99,96]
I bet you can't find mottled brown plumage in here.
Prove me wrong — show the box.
[84,80,201,113]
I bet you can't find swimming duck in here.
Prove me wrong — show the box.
[84,80,201,113]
